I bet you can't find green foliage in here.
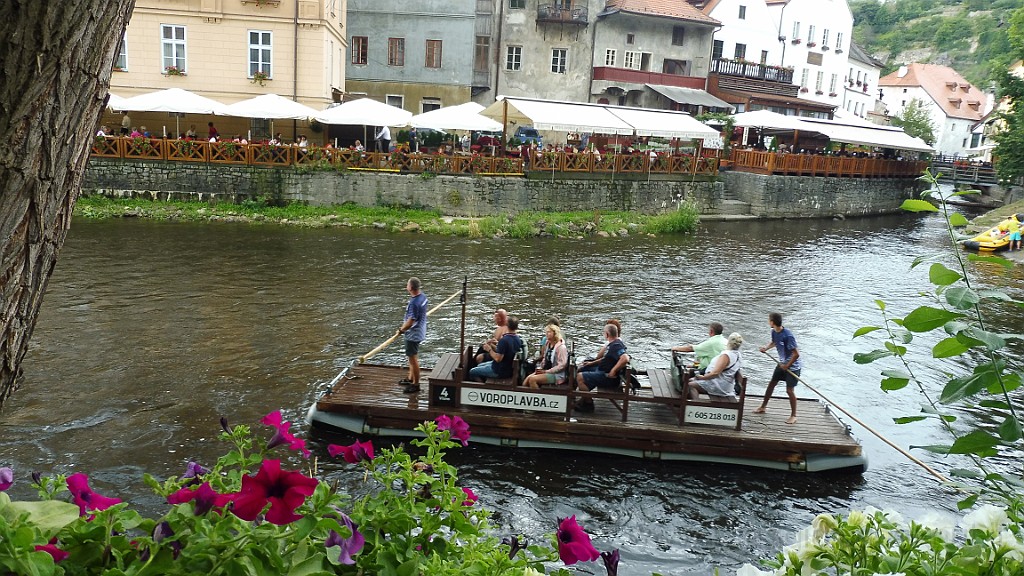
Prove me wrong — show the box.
[889,98,937,146]
[994,10,1024,184]
[642,201,701,234]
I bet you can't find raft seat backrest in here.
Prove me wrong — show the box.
[679,372,747,431]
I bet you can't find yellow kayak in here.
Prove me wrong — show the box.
[962,213,1024,252]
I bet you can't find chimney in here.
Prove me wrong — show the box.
[897,65,908,78]
[984,85,997,116]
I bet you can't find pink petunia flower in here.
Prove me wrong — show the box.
[66,473,122,516]
[325,511,365,565]
[34,538,68,563]
[460,487,478,506]
[0,467,12,491]
[328,440,375,464]
[261,410,311,458]
[168,481,234,515]
[230,459,318,525]
[435,414,471,446]
[556,515,601,565]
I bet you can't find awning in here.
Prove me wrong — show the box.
[646,84,733,110]
[800,119,934,153]
[605,106,720,139]
[482,97,634,135]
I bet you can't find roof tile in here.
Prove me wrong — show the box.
[606,0,720,25]
[878,63,984,121]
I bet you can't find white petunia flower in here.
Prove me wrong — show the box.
[882,508,904,527]
[736,563,775,576]
[961,504,1009,536]
[522,568,545,576]
[812,513,838,541]
[993,529,1024,561]
[847,509,868,529]
[917,511,956,541]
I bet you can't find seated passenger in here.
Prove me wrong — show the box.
[578,318,622,373]
[469,316,523,382]
[474,309,509,365]
[687,333,743,400]
[671,322,727,374]
[573,323,629,412]
[522,323,568,388]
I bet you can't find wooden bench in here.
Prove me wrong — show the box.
[572,363,638,422]
[648,366,747,430]
[427,351,462,382]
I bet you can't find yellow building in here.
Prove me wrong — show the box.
[103,0,346,142]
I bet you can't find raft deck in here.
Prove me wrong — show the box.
[309,358,866,473]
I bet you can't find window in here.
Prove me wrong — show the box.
[822,29,830,47]
[672,26,685,46]
[712,40,723,60]
[800,68,808,88]
[421,100,441,113]
[115,35,127,70]
[351,36,367,65]
[663,59,690,76]
[626,33,635,45]
[248,31,272,77]
[836,32,843,50]
[386,95,404,108]
[551,48,566,73]
[604,48,616,66]
[760,50,768,64]
[505,46,522,71]
[624,50,641,70]
[425,39,442,68]
[509,0,524,8]
[474,36,490,72]
[161,24,186,73]
[808,24,816,44]
[815,70,824,91]
[738,5,746,19]
[388,37,405,66]
[734,43,746,60]
[830,73,837,92]
[792,21,800,39]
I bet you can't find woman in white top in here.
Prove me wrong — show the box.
[688,332,743,399]
[522,324,568,388]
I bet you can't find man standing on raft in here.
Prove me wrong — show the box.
[754,312,801,424]
[396,277,427,394]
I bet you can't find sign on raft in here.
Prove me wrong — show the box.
[684,405,738,427]
[460,389,566,413]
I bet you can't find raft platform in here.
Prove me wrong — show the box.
[307,354,867,473]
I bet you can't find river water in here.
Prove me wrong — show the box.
[2,210,1022,575]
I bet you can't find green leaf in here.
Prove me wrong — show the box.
[947,212,970,227]
[901,199,939,212]
[853,326,882,338]
[987,372,1022,394]
[881,377,910,391]
[928,263,962,286]
[962,327,1006,351]
[968,253,1015,268]
[941,414,957,422]
[903,306,964,332]
[976,289,1013,301]
[998,415,1023,442]
[953,189,981,196]
[911,444,952,454]
[0,501,80,539]
[910,254,945,269]
[944,320,971,335]
[883,341,907,356]
[944,286,980,310]
[932,337,970,358]
[948,430,1001,455]
[881,369,911,379]
[957,494,979,510]
[874,299,886,311]
[893,416,927,424]
[949,468,983,478]
[980,399,1011,409]
[854,349,893,364]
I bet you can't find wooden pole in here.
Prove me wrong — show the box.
[761,350,949,483]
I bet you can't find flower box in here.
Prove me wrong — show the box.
[791,38,802,45]
[828,92,838,97]
[806,42,817,47]
[815,90,824,95]
[164,66,186,76]
[835,48,844,53]
[862,85,869,92]
[240,0,280,6]
[250,71,271,86]
[821,45,830,51]
[800,87,809,93]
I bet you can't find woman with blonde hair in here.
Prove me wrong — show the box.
[688,332,743,400]
[522,323,568,388]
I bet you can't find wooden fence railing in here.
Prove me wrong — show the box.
[729,149,928,178]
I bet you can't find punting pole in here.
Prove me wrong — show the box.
[358,287,463,364]
[459,277,467,365]
[761,350,949,483]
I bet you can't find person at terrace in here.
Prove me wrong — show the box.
[474,309,509,365]
[208,122,219,140]
[573,322,629,413]
[353,139,364,152]
[129,127,142,138]
[186,125,196,139]
[522,323,568,388]
[296,135,308,148]
[469,316,523,383]
[120,111,131,135]
[671,322,727,374]
[96,125,108,137]
[687,332,743,400]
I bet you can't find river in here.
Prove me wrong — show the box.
[2,210,1022,575]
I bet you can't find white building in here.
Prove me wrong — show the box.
[844,41,882,119]
[767,0,853,112]
[879,63,985,157]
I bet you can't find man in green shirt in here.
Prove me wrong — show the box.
[671,322,727,373]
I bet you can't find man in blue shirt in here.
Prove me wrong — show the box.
[573,323,630,413]
[754,312,802,424]
[396,277,427,394]
[469,316,523,382]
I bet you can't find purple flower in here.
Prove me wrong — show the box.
[328,440,375,464]
[231,459,318,525]
[152,521,182,559]
[461,487,478,506]
[261,410,311,458]
[31,471,42,485]
[220,416,231,433]
[556,515,601,565]
[601,548,620,576]
[181,461,209,486]
[435,414,471,446]
[168,482,233,516]
[502,535,526,559]
[34,538,68,563]
[325,512,365,565]
[66,473,122,516]
[0,467,12,491]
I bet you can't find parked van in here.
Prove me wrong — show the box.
[514,126,543,146]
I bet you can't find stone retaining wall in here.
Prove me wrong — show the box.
[83,158,923,218]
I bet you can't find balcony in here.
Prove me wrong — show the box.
[710,58,793,84]
[537,4,588,25]
[592,67,705,89]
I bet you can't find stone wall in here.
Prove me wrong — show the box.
[722,171,922,218]
[82,158,922,218]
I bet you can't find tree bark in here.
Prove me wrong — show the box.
[0,0,135,409]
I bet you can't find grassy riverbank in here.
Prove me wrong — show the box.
[73,196,700,238]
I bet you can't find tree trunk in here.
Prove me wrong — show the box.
[0,0,135,409]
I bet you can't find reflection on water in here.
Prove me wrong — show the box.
[2,211,1022,575]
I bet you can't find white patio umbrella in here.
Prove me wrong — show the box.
[314,97,412,126]
[117,88,229,136]
[221,93,318,120]
[408,102,502,132]
[106,92,128,110]
[730,109,818,132]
